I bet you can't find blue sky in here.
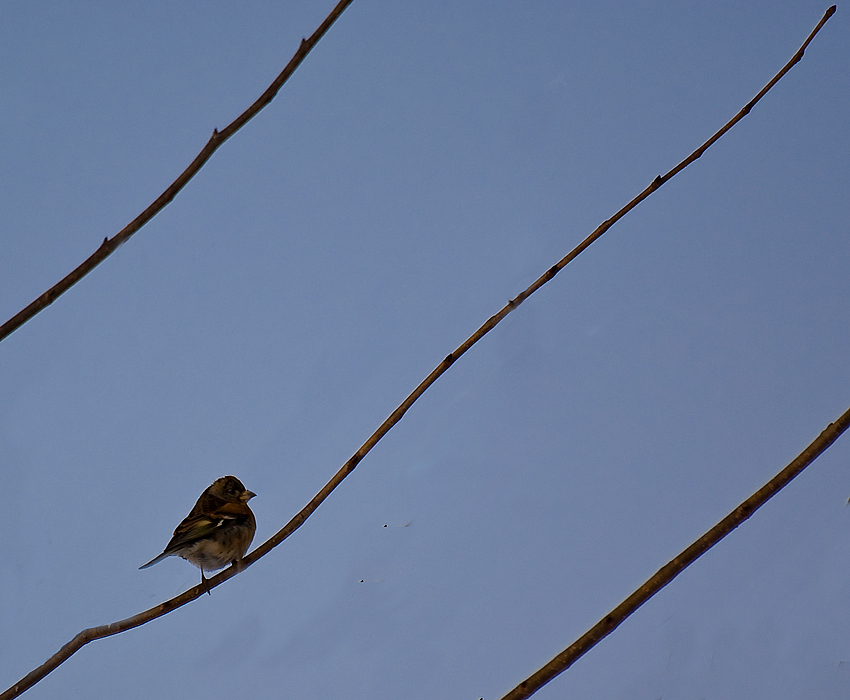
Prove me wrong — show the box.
[2,2,849,698]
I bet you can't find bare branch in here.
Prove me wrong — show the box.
[0,5,836,700]
[248,3,837,571]
[499,402,850,700]
[0,0,355,344]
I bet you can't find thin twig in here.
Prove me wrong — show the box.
[499,402,850,700]
[0,0,355,344]
[247,3,836,568]
[0,6,836,700]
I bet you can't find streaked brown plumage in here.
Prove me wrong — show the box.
[140,476,256,586]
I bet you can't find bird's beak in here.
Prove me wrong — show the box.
[243,490,257,502]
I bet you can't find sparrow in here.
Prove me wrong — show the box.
[140,475,256,587]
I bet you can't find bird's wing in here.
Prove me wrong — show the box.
[140,501,254,568]
[163,502,253,554]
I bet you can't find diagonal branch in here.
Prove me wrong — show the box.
[499,403,850,700]
[0,6,836,700]
[247,1,836,570]
[0,0,355,344]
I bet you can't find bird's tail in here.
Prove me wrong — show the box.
[139,552,170,569]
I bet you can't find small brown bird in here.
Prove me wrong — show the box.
[140,476,256,586]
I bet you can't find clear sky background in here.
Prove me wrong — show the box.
[1,1,849,698]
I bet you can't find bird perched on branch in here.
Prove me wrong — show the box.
[140,476,256,587]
